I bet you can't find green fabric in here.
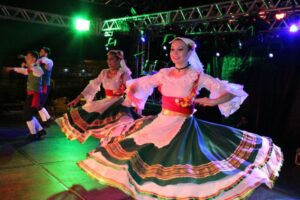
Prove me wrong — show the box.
[66,98,141,134]
[98,117,264,186]
[27,67,42,92]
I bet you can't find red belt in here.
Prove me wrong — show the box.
[27,91,40,109]
[162,95,194,115]
[105,89,123,97]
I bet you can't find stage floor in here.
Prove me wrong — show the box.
[0,112,299,200]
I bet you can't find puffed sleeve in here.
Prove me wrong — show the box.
[198,73,248,117]
[125,68,165,109]
[123,71,132,82]
[81,70,104,102]
[31,66,44,77]
[13,67,28,75]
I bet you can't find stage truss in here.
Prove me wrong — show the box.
[102,0,300,35]
[0,4,102,35]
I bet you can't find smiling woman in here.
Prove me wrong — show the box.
[77,37,283,200]
[55,50,141,144]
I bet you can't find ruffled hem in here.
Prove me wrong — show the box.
[55,112,131,143]
[77,138,283,200]
[55,99,141,143]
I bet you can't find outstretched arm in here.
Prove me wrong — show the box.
[195,93,235,107]
[6,66,28,75]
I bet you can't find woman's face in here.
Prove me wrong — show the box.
[107,53,120,70]
[170,39,190,66]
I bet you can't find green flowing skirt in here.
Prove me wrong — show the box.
[78,116,283,199]
[56,98,141,143]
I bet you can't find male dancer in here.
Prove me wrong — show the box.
[7,51,46,140]
[37,47,54,127]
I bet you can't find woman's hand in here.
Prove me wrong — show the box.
[194,97,217,107]
[5,67,14,72]
[68,94,83,107]
[21,62,26,67]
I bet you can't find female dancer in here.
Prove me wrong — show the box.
[78,38,283,199]
[56,50,140,144]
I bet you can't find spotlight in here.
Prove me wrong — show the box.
[238,40,242,49]
[216,52,220,57]
[63,68,69,72]
[258,11,266,20]
[81,69,86,73]
[74,18,90,31]
[105,46,109,51]
[163,45,167,50]
[289,24,299,33]
[275,12,286,20]
[140,30,146,43]
[268,53,274,58]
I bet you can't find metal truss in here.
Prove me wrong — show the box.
[81,0,131,9]
[102,0,300,35]
[80,0,182,13]
[0,4,102,35]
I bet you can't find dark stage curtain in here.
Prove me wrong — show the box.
[221,39,300,158]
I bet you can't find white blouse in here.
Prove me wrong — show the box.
[126,67,248,117]
[81,69,131,102]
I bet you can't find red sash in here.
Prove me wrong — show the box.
[105,72,126,97]
[27,91,40,109]
[161,73,200,115]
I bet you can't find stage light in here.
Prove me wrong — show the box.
[289,24,299,33]
[163,45,167,50]
[258,11,266,20]
[268,53,274,58]
[63,68,69,72]
[165,53,168,57]
[75,18,90,31]
[140,30,146,43]
[275,13,286,20]
[105,46,109,51]
[216,52,220,57]
[81,69,86,73]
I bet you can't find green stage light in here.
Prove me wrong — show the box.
[75,18,90,31]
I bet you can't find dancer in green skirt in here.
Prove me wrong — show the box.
[78,38,283,199]
[56,50,140,144]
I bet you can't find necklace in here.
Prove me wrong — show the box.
[175,63,190,71]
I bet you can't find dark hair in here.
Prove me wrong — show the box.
[41,47,51,55]
[187,44,193,51]
[27,50,39,60]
